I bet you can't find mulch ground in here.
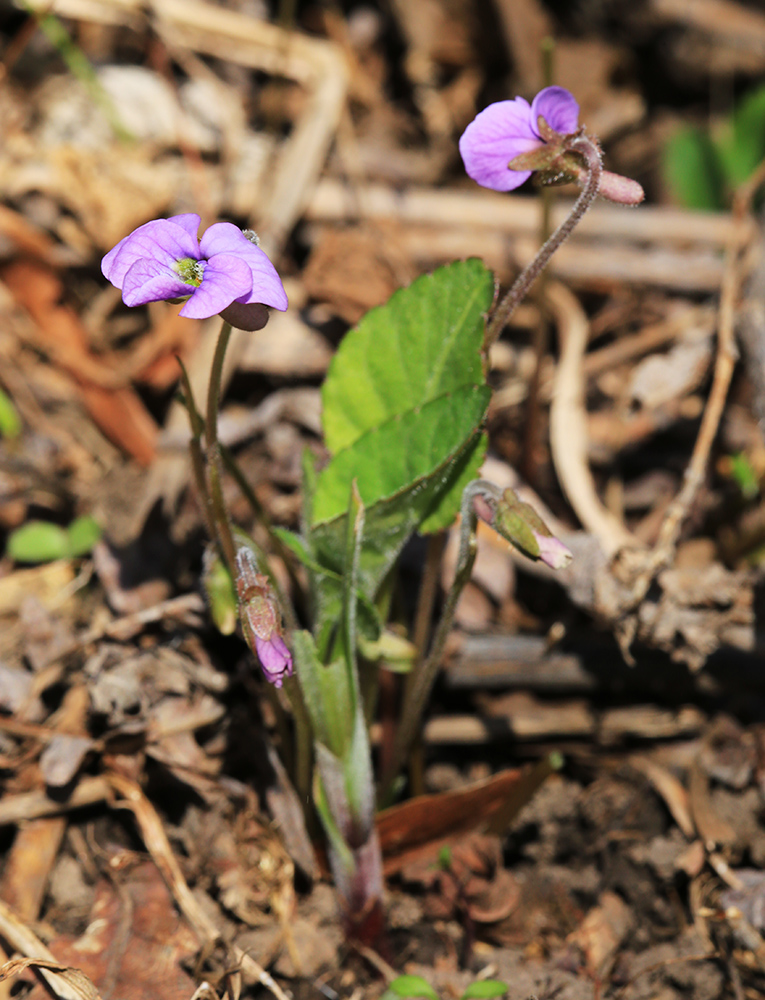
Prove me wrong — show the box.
[1,0,765,997]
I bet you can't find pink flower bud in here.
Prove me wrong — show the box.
[235,548,293,688]
[597,170,645,206]
[532,531,573,570]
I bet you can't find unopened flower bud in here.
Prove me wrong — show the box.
[475,487,573,570]
[596,170,645,206]
[235,547,293,687]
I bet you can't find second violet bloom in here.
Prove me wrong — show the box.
[102,214,288,331]
[459,85,580,192]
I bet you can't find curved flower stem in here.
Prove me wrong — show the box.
[485,133,603,348]
[205,320,237,575]
[378,480,501,807]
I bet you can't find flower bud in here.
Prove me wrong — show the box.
[475,487,573,570]
[235,547,293,687]
[596,170,645,206]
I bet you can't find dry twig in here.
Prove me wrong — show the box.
[547,279,637,556]
[614,157,765,654]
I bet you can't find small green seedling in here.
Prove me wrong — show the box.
[7,516,101,563]
[381,974,508,1000]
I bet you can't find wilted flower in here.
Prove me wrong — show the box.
[459,86,579,192]
[235,547,293,687]
[101,214,288,331]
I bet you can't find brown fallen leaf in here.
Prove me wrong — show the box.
[0,956,102,1000]
[76,381,157,467]
[23,861,198,1000]
[1,260,158,465]
[566,891,633,977]
[630,753,696,839]
[402,832,521,926]
[377,768,525,875]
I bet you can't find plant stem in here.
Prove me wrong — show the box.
[284,675,313,812]
[485,133,603,348]
[378,482,496,806]
[405,531,446,797]
[520,185,552,484]
[220,443,303,620]
[205,320,237,575]
[177,358,218,542]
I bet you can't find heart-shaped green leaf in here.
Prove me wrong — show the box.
[308,259,492,603]
[322,258,493,455]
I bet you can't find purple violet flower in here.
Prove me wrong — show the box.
[101,214,288,331]
[459,86,580,192]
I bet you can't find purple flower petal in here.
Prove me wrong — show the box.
[102,218,200,289]
[197,222,247,257]
[179,253,253,319]
[166,213,201,238]
[532,530,573,570]
[201,223,289,311]
[121,257,194,307]
[254,633,293,687]
[530,86,579,137]
[459,97,542,192]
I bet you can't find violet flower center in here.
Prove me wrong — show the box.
[174,256,206,287]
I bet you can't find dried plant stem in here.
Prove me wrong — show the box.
[485,133,603,347]
[616,156,765,651]
[205,320,237,574]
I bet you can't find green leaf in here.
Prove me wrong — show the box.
[322,259,493,454]
[358,628,417,672]
[716,84,765,190]
[291,631,354,756]
[342,697,375,832]
[7,517,101,563]
[383,975,439,1000]
[313,765,354,876]
[313,384,490,524]
[663,126,725,210]
[7,522,71,563]
[312,419,487,603]
[273,527,382,643]
[730,451,760,500]
[202,547,238,635]
[66,516,102,557]
[308,260,493,605]
[0,387,21,438]
[339,483,365,688]
[460,981,508,1000]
